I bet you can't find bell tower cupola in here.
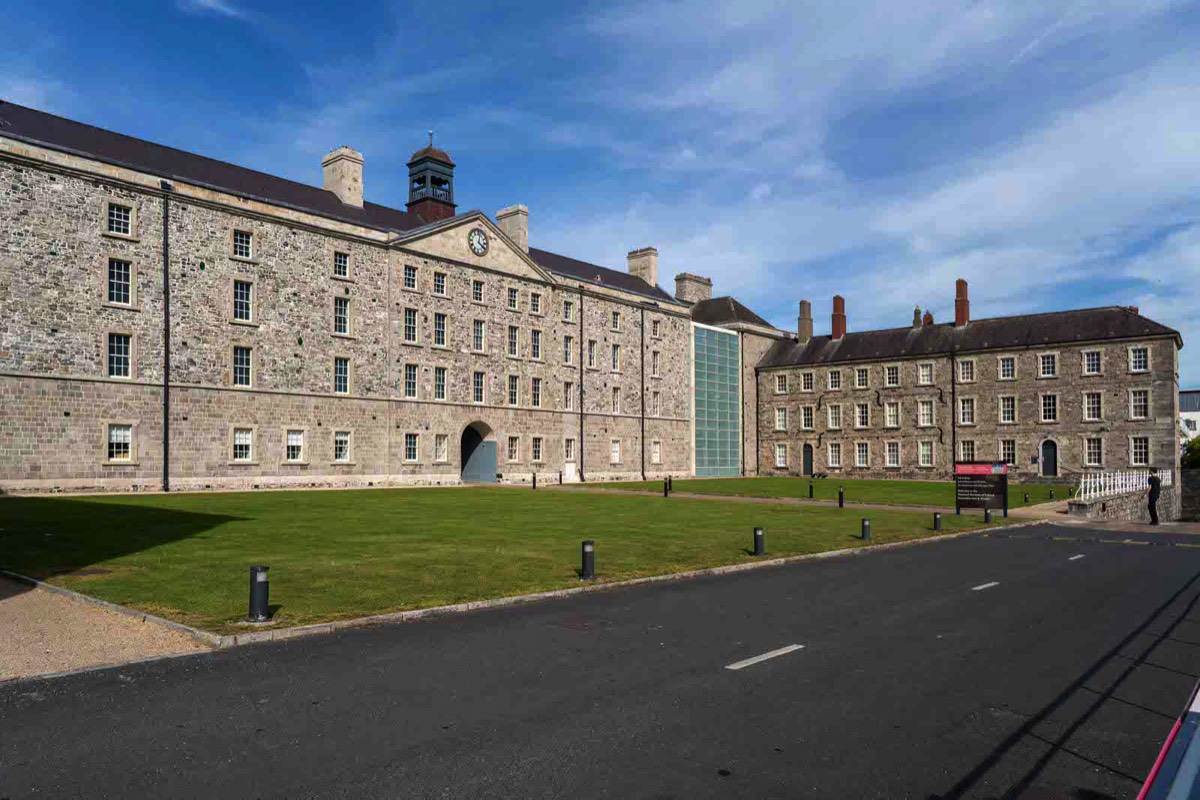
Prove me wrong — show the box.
[406,131,457,223]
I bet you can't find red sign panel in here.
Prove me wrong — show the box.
[955,462,1008,476]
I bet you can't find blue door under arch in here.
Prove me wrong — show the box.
[461,425,497,483]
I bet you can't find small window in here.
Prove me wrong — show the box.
[1039,353,1057,378]
[610,439,621,464]
[1000,439,1016,466]
[801,406,814,430]
[999,357,1016,380]
[563,299,575,322]
[564,335,574,364]
[333,252,349,278]
[107,424,132,461]
[508,436,520,463]
[611,344,620,372]
[918,399,935,427]
[775,374,788,394]
[433,271,446,295]
[958,360,975,383]
[107,333,131,378]
[435,434,448,463]
[402,432,416,463]
[233,427,253,461]
[434,367,446,400]
[855,442,869,468]
[855,367,869,389]
[334,297,351,336]
[652,319,661,337]
[508,375,519,406]
[856,403,869,429]
[828,370,842,390]
[959,398,975,425]
[531,377,542,408]
[532,436,543,463]
[960,440,975,462]
[403,265,417,290]
[508,287,519,310]
[1083,351,1102,375]
[611,311,620,331]
[403,308,417,343]
[565,438,576,461]
[884,401,899,428]
[1041,394,1058,422]
[827,404,842,430]
[652,351,660,377]
[472,320,486,352]
[1085,437,1102,467]
[336,431,353,463]
[774,443,788,469]
[531,329,542,360]
[885,366,899,387]
[232,346,252,387]
[1083,391,1101,421]
[1131,436,1149,466]
[652,391,661,417]
[827,442,842,468]
[507,325,519,357]
[612,386,621,414]
[802,372,814,392]
[107,258,132,305]
[333,357,350,394]
[107,203,132,236]
[434,313,447,347]
[1130,346,1149,373]
[472,280,485,303]
[587,340,596,369]
[775,408,788,431]
[232,230,253,260]
[286,430,304,462]
[530,293,541,314]
[564,382,574,411]
[1130,389,1149,420]
[404,364,418,399]
[233,279,253,322]
[999,396,1017,423]
[918,363,934,385]
[918,441,934,467]
[651,440,662,464]
[472,371,485,404]
[886,441,900,468]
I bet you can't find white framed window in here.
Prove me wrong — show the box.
[999,396,1017,424]
[434,367,446,400]
[1129,346,1149,373]
[333,251,350,278]
[918,441,934,467]
[855,442,869,468]
[855,403,869,429]
[435,434,448,463]
[827,404,842,430]
[651,319,661,338]
[472,371,485,404]
[1083,350,1102,375]
[612,386,621,414]
[801,406,814,430]
[564,335,574,364]
[958,360,975,383]
[401,432,416,463]
[108,258,132,305]
[563,299,575,322]
[802,372,814,392]
[233,427,253,461]
[107,423,133,462]
[998,356,1016,381]
[335,297,352,336]
[855,367,869,389]
[1039,352,1058,378]
[531,377,542,408]
[564,437,576,461]
[1041,394,1058,422]
[233,279,253,322]
[652,351,660,377]
[564,382,574,411]
[532,436,543,463]
[507,287,519,310]
[1084,437,1102,467]
[530,329,542,360]
[959,439,975,461]
[959,397,975,425]
[885,365,900,387]
[652,391,661,416]
[886,441,900,468]
[232,346,252,387]
[472,320,486,352]
[918,363,934,385]
[403,265,417,290]
[587,340,596,369]
[286,429,304,462]
[530,293,541,315]
[404,364,418,399]
[1083,391,1101,421]
[107,202,132,236]
[827,442,842,468]
[433,313,447,347]
[232,230,253,260]
[611,311,620,331]
[432,271,446,295]
[108,332,131,379]
[828,370,842,390]
[333,356,350,394]
[651,440,662,464]
[508,375,519,406]
[508,325,519,357]
[402,308,417,343]
[1000,439,1016,466]
[774,443,788,469]
[775,374,788,394]
[472,280,485,303]
[1130,388,1149,420]
[611,343,620,372]
[775,407,788,431]
[337,431,354,463]
[1131,436,1149,467]
[884,401,900,429]
[508,436,520,463]
[610,439,621,464]
[918,399,935,427]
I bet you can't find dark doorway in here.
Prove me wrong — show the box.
[461,423,497,484]
[803,444,814,476]
[1041,440,1058,478]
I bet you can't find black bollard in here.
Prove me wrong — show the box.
[1024,492,1029,504]
[559,471,563,485]
[838,487,844,508]
[668,476,673,492]
[581,541,595,580]
[754,527,765,556]
[247,565,270,623]
[532,473,537,491]
[664,478,669,497]
[984,508,992,523]
[861,518,871,541]
[1049,489,1055,500]
[933,512,942,531]
[808,483,814,499]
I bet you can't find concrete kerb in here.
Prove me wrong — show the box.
[1,519,1045,660]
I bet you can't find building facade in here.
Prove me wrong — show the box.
[1182,389,1200,444]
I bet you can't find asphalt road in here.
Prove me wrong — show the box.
[3,523,1199,799]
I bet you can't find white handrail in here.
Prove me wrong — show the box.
[1076,468,1172,501]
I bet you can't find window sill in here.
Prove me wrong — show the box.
[432,344,451,351]
[283,460,310,466]
[1082,418,1104,424]
[227,460,261,466]
[884,465,901,470]
[103,460,140,467]
[999,420,1018,426]
[402,287,423,295]
[506,354,524,361]
[102,231,140,243]
[331,274,355,283]
[333,461,357,466]
[1037,375,1059,380]
[333,332,359,341]
[399,340,421,347]
[1082,373,1104,378]
[230,319,260,328]
[471,300,490,308]
[1038,420,1060,425]
[229,255,259,265]
[102,302,141,312]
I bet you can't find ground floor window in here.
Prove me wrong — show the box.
[610,439,621,464]
[827,442,841,468]
[855,442,869,468]
[1000,439,1016,466]
[886,441,900,468]
[918,441,934,467]
[1131,436,1149,466]
[286,430,304,462]
[960,440,975,462]
[564,438,576,461]
[507,436,519,463]
[1085,437,1102,467]
[532,436,543,463]
[434,434,448,463]
[107,424,132,461]
[651,440,662,464]
[337,431,353,463]
[774,442,787,468]
[233,427,253,462]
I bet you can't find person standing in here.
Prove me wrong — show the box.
[1147,467,1162,525]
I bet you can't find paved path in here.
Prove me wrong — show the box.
[0,576,205,682]
[3,522,1198,798]
[547,483,956,514]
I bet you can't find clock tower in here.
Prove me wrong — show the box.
[406,132,457,223]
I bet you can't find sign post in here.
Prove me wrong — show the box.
[955,462,1008,517]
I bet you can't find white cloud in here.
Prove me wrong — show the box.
[176,0,245,19]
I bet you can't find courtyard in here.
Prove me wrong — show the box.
[0,484,992,634]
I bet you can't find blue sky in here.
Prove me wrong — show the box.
[4,0,1199,385]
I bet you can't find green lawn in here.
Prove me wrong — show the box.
[567,476,1072,508]
[0,487,991,634]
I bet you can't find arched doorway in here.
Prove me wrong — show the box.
[1040,440,1058,478]
[802,444,814,476]
[461,422,497,484]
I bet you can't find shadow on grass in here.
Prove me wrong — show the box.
[0,496,244,598]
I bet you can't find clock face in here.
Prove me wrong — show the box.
[468,228,489,256]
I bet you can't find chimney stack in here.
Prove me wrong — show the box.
[831,295,847,340]
[496,205,529,253]
[913,306,922,328]
[797,300,813,343]
[923,310,934,326]
[674,273,712,305]
[627,247,659,290]
[954,278,970,327]
[322,146,364,208]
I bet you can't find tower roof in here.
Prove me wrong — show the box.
[407,145,454,167]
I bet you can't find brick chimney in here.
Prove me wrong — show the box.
[797,300,813,344]
[923,310,934,325]
[674,273,712,305]
[496,205,529,253]
[627,247,658,289]
[954,278,970,327]
[322,146,364,208]
[913,306,922,328]
[831,295,847,340]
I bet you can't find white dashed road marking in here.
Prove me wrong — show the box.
[1069,554,1086,561]
[725,644,805,671]
[972,582,1000,591]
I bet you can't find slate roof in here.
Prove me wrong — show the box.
[528,247,677,304]
[691,296,777,330]
[0,100,677,305]
[758,306,1181,369]
[1182,390,1200,414]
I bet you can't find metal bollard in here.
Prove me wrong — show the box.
[933,512,941,531]
[808,483,814,499]
[1049,490,1055,500]
[248,565,270,623]
[559,471,563,485]
[861,518,871,541]
[668,476,673,492]
[753,527,765,556]
[984,508,992,523]
[532,473,537,491]
[664,478,669,497]
[1024,492,1029,504]
[838,487,844,508]
[581,541,595,580]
